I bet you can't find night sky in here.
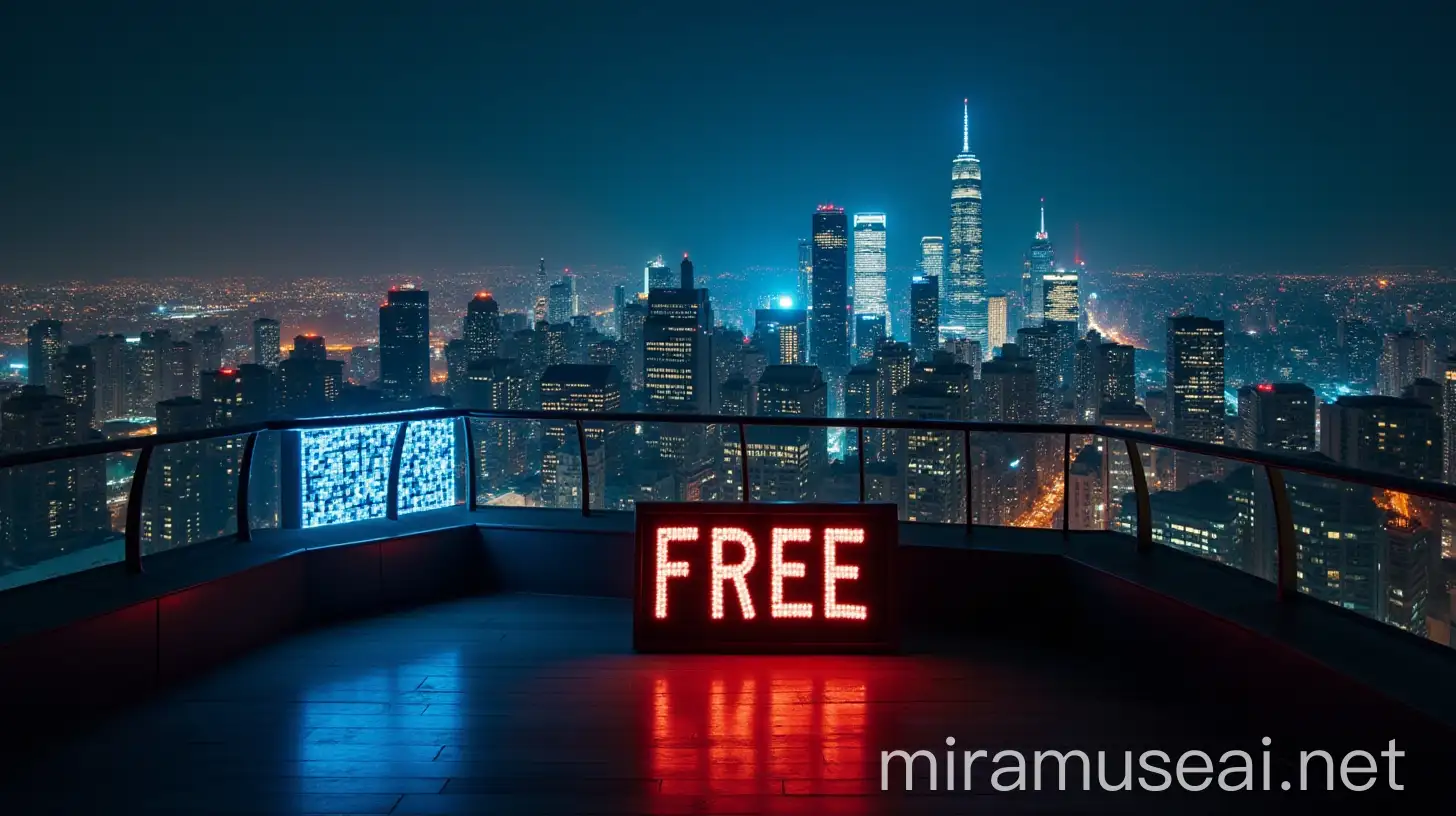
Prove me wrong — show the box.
[3,1,1451,287]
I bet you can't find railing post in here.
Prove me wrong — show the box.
[852,426,865,503]
[236,432,257,542]
[124,445,153,573]
[462,417,478,512]
[1123,438,1152,552]
[1061,432,1072,539]
[575,419,591,517]
[1266,466,1298,601]
[963,430,974,538]
[737,421,750,503]
[386,421,409,521]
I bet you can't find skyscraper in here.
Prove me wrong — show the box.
[1024,202,1054,325]
[919,236,945,280]
[1095,342,1137,418]
[1237,383,1316,453]
[191,326,224,372]
[548,277,577,324]
[540,364,624,509]
[534,257,549,323]
[88,334,130,423]
[644,287,714,461]
[644,256,675,294]
[910,276,940,362]
[753,305,807,366]
[1379,330,1431,396]
[810,205,849,374]
[464,292,502,362]
[946,101,985,346]
[852,213,888,333]
[1320,396,1443,480]
[252,318,281,368]
[464,358,528,492]
[986,295,1009,355]
[1042,271,1080,386]
[747,366,827,502]
[679,254,694,290]
[0,386,104,566]
[854,314,886,364]
[26,320,64,390]
[53,346,95,433]
[379,287,430,401]
[797,239,813,305]
[1016,325,1063,422]
[1167,315,1226,487]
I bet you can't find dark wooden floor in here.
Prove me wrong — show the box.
[2,593,1446,814]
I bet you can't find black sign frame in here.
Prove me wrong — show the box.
[632,502,899,653]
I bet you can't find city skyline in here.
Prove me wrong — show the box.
[2,3,1453,285]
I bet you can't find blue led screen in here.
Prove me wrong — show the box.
[297,418,456,528]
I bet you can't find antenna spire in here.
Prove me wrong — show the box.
[962,99,969,153]
[1040,198,1046,236]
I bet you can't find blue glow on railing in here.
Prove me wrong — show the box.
[297,418,455,528]
[398,418,455,515]
[299,424,397,528]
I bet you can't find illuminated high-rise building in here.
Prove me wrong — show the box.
[979,345,1038,423]
[1042,271,1080,386]
[1167,315,1226,488]
[986,294,1009,355]
[53,346,95,433]
[1320,395,1442,480]
[87,334,130,422]
[534,257,549,323]
[746,365,827,502]
[919,236,944,279]
[1016,325,1063,422]
[910,275,940,362]
[464,292,501,362]
[1024,202,1054,325]
[946,101,985,346]
[810,205,849,374]
[252,318,281,368]
[854,314,886,364]
[0,386,103,565]
[618,298,647,391]
[753,304,807,366]
[1445,356,1456,483]
[895,381,967,524]
[191,326,224,372]
[852,213,888,333]
[464,358,528,492]
[797,239,813,305]
[1237,383,1316,453]
[163,341,198,400]
[290,334,327,362]
[379,287,430,401]
[644,287,713,461]
[540,364,624,509]
[548,277,577,324]
[1379,330,1431,396]
[26,320,64,391]
[1097,343,1137,410]
[643,256,675,295]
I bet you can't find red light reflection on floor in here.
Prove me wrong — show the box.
[649,660,873,800]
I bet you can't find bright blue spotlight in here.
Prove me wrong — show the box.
[778,295,794,309]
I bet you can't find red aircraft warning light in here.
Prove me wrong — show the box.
[633,502,897,653]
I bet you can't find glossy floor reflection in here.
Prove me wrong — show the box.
[1,593,1443,814]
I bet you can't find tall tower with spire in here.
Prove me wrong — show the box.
[1024,200,1055,327]
[946,100,986,353]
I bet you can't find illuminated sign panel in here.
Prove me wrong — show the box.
[633,503,897,653]
[293,417,456,528]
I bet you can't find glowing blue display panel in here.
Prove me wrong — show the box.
[296,418,456,529]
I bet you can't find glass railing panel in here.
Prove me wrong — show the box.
[247,430,284,533]
[1287,477,1450,647]
[1112,445,1277,581]
[576,419,739,510]
[967,432,1065,529]
[0,453,126,591]
[859,425,963,524]
[140,434,247,555]
[466,417,541,509]
[739,422,853,505]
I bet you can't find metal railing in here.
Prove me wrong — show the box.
[3,407,1455,605]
